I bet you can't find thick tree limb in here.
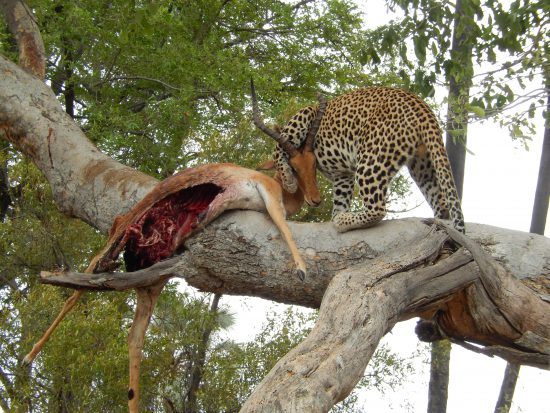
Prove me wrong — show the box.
[0,0,45,79]
[0,55,157,232]
[39,214,550,370]
[239,224,547,411]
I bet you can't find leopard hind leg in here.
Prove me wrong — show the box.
[407,155,449,219]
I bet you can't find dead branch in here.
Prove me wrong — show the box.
[40,256,180,290]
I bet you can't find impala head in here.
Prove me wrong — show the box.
[251,79,326,208]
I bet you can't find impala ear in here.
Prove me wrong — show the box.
[257,160,275,171]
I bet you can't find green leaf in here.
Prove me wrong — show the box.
[413,35,427,64]
[468,104,486,117]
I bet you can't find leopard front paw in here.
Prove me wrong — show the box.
[332,212,351,233]
[282,176,298,194]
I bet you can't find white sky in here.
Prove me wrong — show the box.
[219,1,550,412]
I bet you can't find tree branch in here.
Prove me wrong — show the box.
[0,55,157,233]
[41,256,180,290]
[38,213,550,372]
[0,0,45,79]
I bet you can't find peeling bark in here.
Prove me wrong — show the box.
[0,0,45,79]
[0,56,157,232]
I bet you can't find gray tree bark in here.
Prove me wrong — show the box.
[0,56,157,232]
[428,340,451,413]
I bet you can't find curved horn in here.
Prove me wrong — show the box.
[304,93,327,151]
[250,79,298,157]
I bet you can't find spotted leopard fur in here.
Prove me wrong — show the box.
[273,87,465,233]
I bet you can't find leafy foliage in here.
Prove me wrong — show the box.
[367,0,548,139]
[14,0,375,178]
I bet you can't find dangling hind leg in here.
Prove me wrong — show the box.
[128,281,166,413]
[23,290,85,365]
[407,156,449,219]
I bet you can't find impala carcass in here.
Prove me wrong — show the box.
[24,162,313,412]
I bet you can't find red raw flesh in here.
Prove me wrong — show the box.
[123,183,223,271]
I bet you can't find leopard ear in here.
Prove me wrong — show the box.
[256,160,275,171]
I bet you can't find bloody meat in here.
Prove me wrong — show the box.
[123,183,223,271]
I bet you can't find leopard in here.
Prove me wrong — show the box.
[268,86,465,233]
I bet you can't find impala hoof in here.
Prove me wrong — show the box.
[21,354,33,366]
[296,269,306,282]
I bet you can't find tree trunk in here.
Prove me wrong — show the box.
[494,363,521,413]
[444,0,474,200]
[428,340,450,413]
[494,73,550,413]
[529,76,550,236]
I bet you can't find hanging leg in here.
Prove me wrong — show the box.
[23,290,84,365]
[22,255,108,365]
[256,179,307,280]
[128,281,166,413]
